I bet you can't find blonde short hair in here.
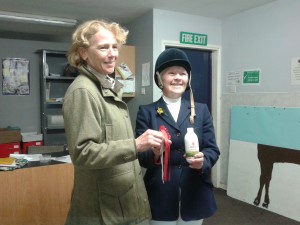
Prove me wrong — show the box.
[67,19,129,67]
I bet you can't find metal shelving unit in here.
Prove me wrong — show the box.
[38,49,75,146]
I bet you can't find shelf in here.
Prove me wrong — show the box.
[45,101,63,105]
[39,49,70,146]
[36,49,67,55]
[45,127,65,130]
[45,76,75,80]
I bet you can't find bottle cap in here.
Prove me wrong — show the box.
[187,127,193,132]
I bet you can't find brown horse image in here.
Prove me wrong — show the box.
[253,144,300,208]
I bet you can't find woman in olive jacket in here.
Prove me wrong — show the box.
[63,20,165,225]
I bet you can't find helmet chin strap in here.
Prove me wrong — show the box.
[189,71,195,124]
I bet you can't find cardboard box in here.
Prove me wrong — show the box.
[0,128,22,144]
[27,145,64,154]
[22,141,44,154]
[0,142,21,158]
[47,115,64,127]
[21,132,43,142]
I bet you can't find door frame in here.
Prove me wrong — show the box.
[161,40,222,188]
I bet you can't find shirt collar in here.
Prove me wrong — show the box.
[86,65,114,89]
[163,95,181,105]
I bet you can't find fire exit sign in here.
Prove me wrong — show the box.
[180,32,207,46]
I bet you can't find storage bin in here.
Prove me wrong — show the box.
[0,142,21,158]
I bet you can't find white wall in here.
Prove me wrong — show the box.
[125,11,154,131]
[220,0,300,187]
[222,0,300,93]
[153,9,222,101]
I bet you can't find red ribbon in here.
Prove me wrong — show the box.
[160,125,171,183]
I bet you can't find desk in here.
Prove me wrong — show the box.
[0,163,74,225]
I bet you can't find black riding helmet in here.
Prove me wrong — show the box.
[154,48,192,88]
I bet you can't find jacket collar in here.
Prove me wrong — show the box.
[177,98,191,127]
[79,65,123,99]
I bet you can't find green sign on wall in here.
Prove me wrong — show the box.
[243,70,260,84]
[180,32,207,46]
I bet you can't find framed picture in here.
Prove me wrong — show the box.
[2,58,30,95]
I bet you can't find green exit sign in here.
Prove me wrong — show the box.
[180,32,207,46]
[243,70,260,84]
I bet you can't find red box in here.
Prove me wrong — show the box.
[22,141,44,154]
[0,142,21,158]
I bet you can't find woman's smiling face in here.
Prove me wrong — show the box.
[79,28,118,75]
[160,66,189,99]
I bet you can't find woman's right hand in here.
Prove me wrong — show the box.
[135,129,164,153]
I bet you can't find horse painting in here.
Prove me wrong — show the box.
[253,144,300,208]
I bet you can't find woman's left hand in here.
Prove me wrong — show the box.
[186,152,204,169]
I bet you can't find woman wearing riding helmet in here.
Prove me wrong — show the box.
[135,48,220,225]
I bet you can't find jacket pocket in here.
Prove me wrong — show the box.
[98,170,138,225]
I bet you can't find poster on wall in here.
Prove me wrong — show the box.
[291,57,300,85]
[226,71,241,86]
[227,106,300,222]
[2,58,30,95]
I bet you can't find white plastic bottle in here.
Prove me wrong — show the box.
[184,127,199,163]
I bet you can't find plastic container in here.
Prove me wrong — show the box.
[184,127,199,163]
[39,154,51,163]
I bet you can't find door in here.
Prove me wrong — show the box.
[165,46,212,112]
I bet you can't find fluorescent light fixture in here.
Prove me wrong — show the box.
[0,10,77,27]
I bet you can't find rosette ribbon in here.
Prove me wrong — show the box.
[159,125,171,183]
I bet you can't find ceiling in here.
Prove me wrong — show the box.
[0,0,277,42]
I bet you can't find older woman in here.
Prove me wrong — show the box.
[136,48,220,225]
[63,20,165,225]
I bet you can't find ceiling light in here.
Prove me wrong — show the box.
[0,10,77,27]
